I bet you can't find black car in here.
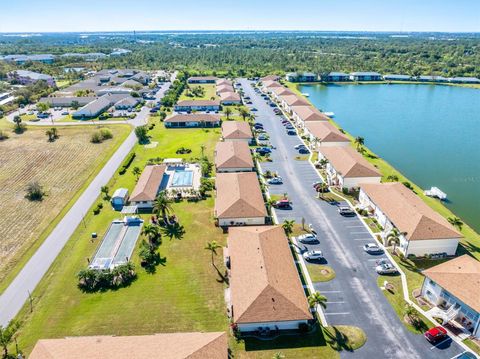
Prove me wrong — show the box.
[287,130,296,135]
[299,148,310,154]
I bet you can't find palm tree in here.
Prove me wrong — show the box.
[153,191,173,224]
[200,144,206,157]
[45,127,58,142]
[205,240,221,266]
[448,217,463,231]
[386,228,405,253]
[282,219,295,238]
[354,136,365,151]
[13,115,22,131]
[0,320,21,358]
[316,183,329,199]
[272,353,285,359]
[308,291,328,309]
[224,107,232,120]
[142,223,161,245]
[239,107,249,121]
[132,166,141,180]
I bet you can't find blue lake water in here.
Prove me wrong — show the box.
[297,83,480,232]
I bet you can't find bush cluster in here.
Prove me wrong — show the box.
[118,152,136,175]
[90,128,113,143]
[77,263,137,292]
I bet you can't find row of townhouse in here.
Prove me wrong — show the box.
[216,78,242,105]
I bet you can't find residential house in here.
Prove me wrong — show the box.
[164,113,221,128]
[290,105,329,126]
[214,172,267,226]
[215,141,254,173]
[188,76,218,84]
[285,72,317,82]
[417,75,448,83]
[421,255,480,339]
[270,86,295,101]
[260,75,281,82]
[359,182,462,257]
[449,77,480,84]
[7,70,56,86]
[305,121,350,148]
[219,91,242,105]
[115,97,140,110]
[261,81,283,92]
[38,96,97,108]
[216,79,233,86]
[318,146,381,189]
[383,74,413,81]
[322,72,350,82]
[221,121,253,143]
[226,226,313,332]
[279,95,310,113]
[3,54,55,64]
[72,95,114,119]
[349,72,382,81]
[174,100,221,112]
[0,92,15,106]
[129,165,167,209]
[29,331,228,359]
[216,85,235,94]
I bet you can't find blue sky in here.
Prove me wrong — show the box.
[1,0,479,33]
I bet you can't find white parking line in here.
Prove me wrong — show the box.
[346,225,364,228]
[325,312,351,315]
[320,290,342,293]
[326,301,345,304]
[429,337,451,350]
[353,238,372,241]
[350,231,370,234]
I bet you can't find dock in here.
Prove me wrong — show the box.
[424,187,447,200]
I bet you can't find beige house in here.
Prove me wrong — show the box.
[216,84,235,94]
[261,80,283,92]
[359,182,462,256]
[129,165,167,209]
[227,226,312,332]
[219,91,242,105]
[421,255,480,339]
[30,332,228,359]
[270,86,295,100]
[279,95,310,113]
[318,146,381,189]
[304,121,350,148]
[221,121,253,143]
[164,113,221,128]
[214,172,266,226]
[215,141,254,173]
[291,105,330,125]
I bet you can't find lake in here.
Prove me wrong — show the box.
[297,83,480,232]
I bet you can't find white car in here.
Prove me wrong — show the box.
[363,243,384,254]
[297,233,318,244]
[303,250,323,261]
[375,263,398,275]
[267,177,283,185]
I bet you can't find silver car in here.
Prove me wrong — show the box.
[297,233,318,244]
[375,263,398,275]
[363,243,384,254]
[303,250,323,261]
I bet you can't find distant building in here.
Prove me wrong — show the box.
[71,96,113,119]
[0,92,15,106]
[164,113,221,128]
[187,76,218,84]
[323,72,350,82]
[449,77,480,84]
[383,74,413,81]
[7,70,56,87]
[285,72,318,82]
[174,100,221,112]
[2,54,54,64]
[417,75,448,83]
[39,96,97,108]
[349,72,382,81]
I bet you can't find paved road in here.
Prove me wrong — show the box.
[239,79,464,359]
[0,80,172,327]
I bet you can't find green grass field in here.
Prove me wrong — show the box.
[179,84,217,101]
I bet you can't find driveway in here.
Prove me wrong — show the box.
[0,78,173,327]
[239,78,464,359]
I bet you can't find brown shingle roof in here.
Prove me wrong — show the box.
[261,75,281,82]
[176,100,221,107]
[291,105,330,122]
[216,85,235,93]
[423,255,480,312]
[271,87,295,96]
[216,79,232,86]
[305,121,350,143]
[228,226,313,324]
[222,121,252,140]
[130,165,166,202]
[280,95,311,107]
[165,113,221,123]
[215,172,266,219]
[215,141,254,170]
[360,182,462,241]
[29,332,227,359]
[320,146,381,178]
[263,80,283,88]
[219,92,241,102]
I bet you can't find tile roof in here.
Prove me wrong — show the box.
[228,226,313,324]
[219,92,241,102]
[270,87,295,96]
[215,172,266,219]
[305,121,350,143]
[423,255,480,312]
[165,113,221,123]
[221,121,252,140]
[130,165,166,202]
[320,146,381,178]
[280,95,311,107]
[215,141,254,170]
[360,182,462,241]
[262,81,283,88]
[216,79,233,86]
[29,332,227,359]
[291,105,329,122]
[261,75,280,82]
[216,85,235,93]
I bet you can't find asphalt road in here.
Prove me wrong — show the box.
[239,78,464,359]
[0,81,172,327]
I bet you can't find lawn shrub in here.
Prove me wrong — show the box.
[92,202,103,215]
[77,263,137,292]
[0,130,9,140]
[25,181,46,201]
[118,152,136,175]
[99,128,113,140]
[90,132,102,143]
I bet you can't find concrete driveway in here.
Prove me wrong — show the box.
[239,78,464,359]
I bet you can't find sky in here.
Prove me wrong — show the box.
[1,0,479,33]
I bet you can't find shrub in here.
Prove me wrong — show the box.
[342,187,349,195]
[93,202,103,215]
[90,132,102,143]
[25,181,46,201]
[99,128,113,140]
[298,322,310,333]
[0,130,9,140]
[135,125,149,143]
[77,263,136,292]
[200,157,213,177]
[199,178,214,197]
[118,152,136,175]
[175,147,192,154]
[403,181,413,190]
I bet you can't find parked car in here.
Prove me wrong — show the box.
[338,206,355,216]
[424,326,448,343]
[244,96,250,100]
[297,233,318,244]
[299,148,310,154]
[375,263,398,275]
[363,243,384,254]
[267,177,283,184]
[246,100,253,104]
[251,108,258,111]
[61,111,69,116]
[285,124,294,130]
[303,250,324,261]
[254,123,264,128]
[269,103,277,108]
[255,147,271,153]
[149,109,158,113]
[257,134,269,141]
[273,199,291,209]
[294,144,306,150]
[282,120,290,125]
[287,130,296,135]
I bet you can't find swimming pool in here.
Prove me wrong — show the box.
[171,170,193,187]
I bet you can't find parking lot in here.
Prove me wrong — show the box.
[239,78,465,359]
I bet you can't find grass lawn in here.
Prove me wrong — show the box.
[14,124,227,355]
[307,265,336,282]
[363,217,382,233]
[0,124,131,292]
[56,114,132,123]
[180,84,217,101]
[463,338,480,356]
[324,326,367,351]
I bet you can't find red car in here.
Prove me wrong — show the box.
[424,326,448,343]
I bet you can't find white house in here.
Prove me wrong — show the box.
[290,105,329,126]
[304,121,350,148]
[164,113,221,128]
[349,72,382,81]
[215,141,254,173]
[214,172,266,227]
[174,100,221,112]
[269,86,295,101]
[219,91,242,105]
[227,226,313,332]
[278,95,310,113]
[421,255,480,339]
[318,146,381,189]
[221,121,253,143]
[359,182,462,257]
[129,165,167,209]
